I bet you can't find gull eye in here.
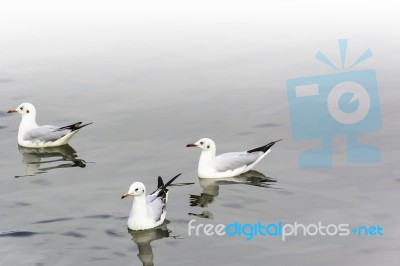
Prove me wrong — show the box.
[200,141,204,145]
[20,107,23,110]
[135,188,138,192]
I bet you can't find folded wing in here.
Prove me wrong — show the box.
[23,122,93,142]
[215,151,262,172]
[23,125,70,142]
[145,173,181,223]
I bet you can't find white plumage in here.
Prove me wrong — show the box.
[121,173,181,231]
[8,103,92,148]
[187,138,282,178]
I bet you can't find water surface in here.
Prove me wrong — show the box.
[1,1,399,265]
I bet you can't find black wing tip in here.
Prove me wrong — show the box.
[76,122,93,130]
[152,173,181,197]
[57,122,93,132]
[152,173,181,195]
[247,139,283,153]
[160,173,181,190]
[157,176,164,188]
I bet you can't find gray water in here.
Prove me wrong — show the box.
[1,1,400,265]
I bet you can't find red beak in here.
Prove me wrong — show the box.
[7,109,17,113]
[186,143,197,147]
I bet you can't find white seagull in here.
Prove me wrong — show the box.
[8,103,92,148]
[186,138,282,178]
[121,173,181,231]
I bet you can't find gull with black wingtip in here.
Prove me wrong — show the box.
[121,173,181,231]
[8,102,92,148]
[187,138,282,178]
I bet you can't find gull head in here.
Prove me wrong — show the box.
[121,182,146,199]
[186,138,216,152]
[8,103,36,117]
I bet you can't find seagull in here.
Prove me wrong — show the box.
[186,138,282,178]
[7,103,92,148]
[121,173,181,231]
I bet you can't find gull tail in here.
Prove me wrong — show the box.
[56,122,93,132]
[247,139,283,154]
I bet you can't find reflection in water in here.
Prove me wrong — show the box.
[189,171,277,219]
[129,222,171,266]
[16,144,87,177]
